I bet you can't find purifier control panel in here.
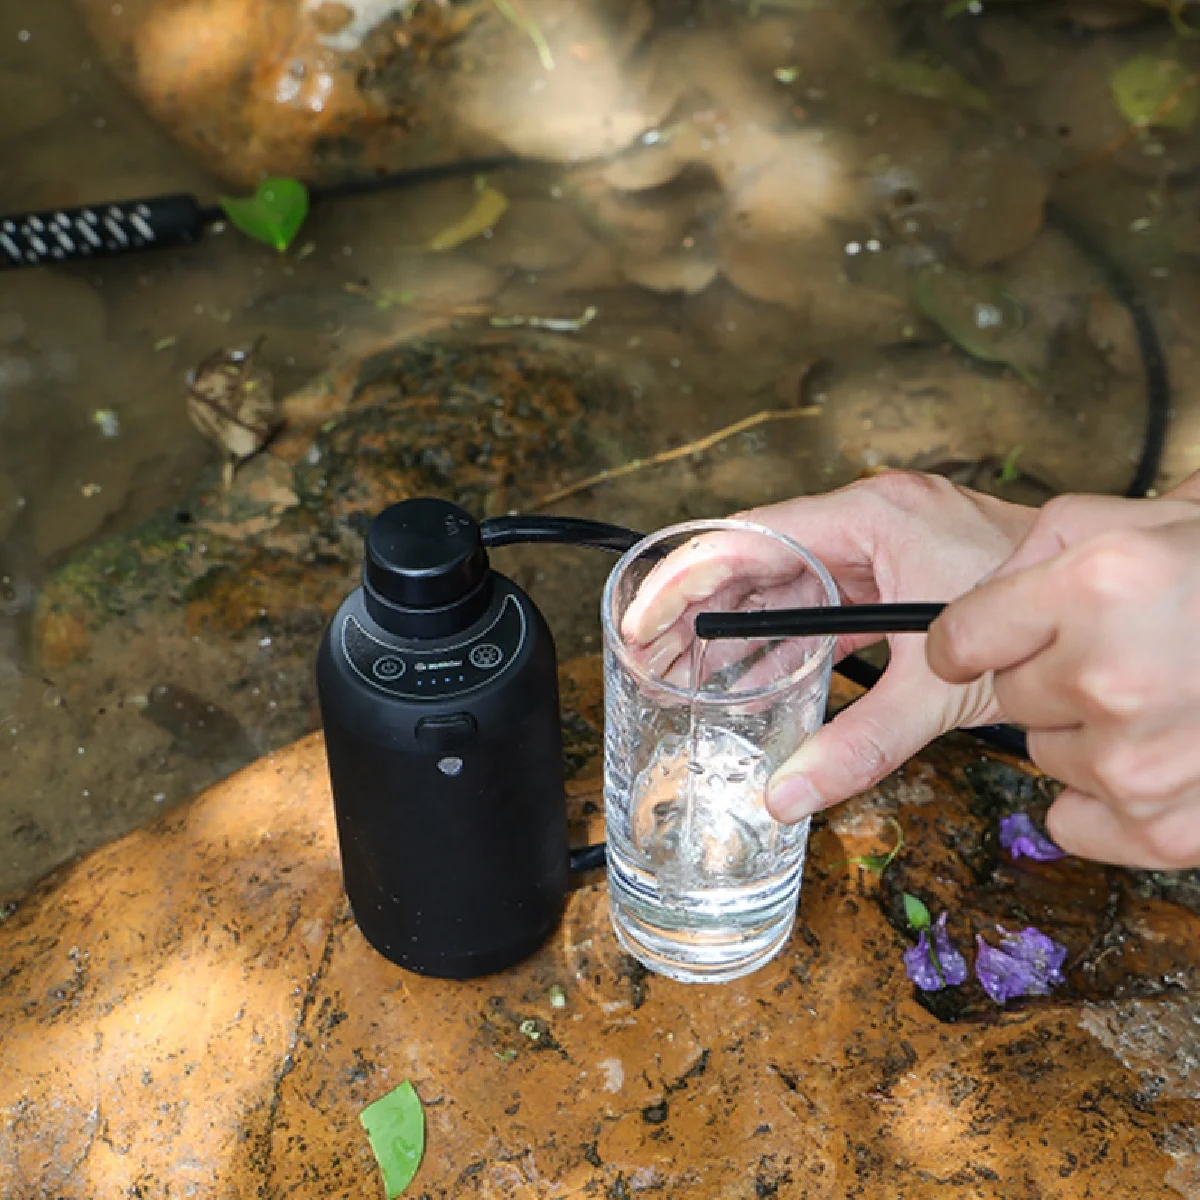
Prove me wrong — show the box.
[341,594,527,701]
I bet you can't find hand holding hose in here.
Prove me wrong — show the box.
[621,469,1038,819]
[928,481,1200,869]
[624,468,1200,869]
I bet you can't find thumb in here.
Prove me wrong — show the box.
[765,661,973,822]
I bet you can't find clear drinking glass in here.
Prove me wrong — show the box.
[601,519,838,984]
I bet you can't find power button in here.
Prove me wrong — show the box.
[372,655,406,681]
[414,713,478,753]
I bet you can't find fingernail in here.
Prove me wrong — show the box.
[625,562,733,643]
[766,772,825,823]
[623,596,684,645]
[646,634,684,677]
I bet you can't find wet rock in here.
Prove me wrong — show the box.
[717,220,905,346]
[723,130,871,240]
[30,452,139,562]
[471,198,595,274]
[2,668,1200,1196]
[38,337,618,638]
[72,0,674,186]
[1087,286,1143,377]
[36,610,91,672]
[73,0,405,185]
[140,683,256,764]
[452,0,672,162]
[9,334,631,896]
[975,15,1066,91]
[807,334,1136,498]
[932,146,1048,270]
[1036,42,1200,181]
[733,7,899,91]
[621,251,718,297]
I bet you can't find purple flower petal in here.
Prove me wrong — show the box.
[974,925,1068,1004]
[931,912,969,986]
[904,932,943,991]
[999,924,1068,983]
[998,813,1065,862]
[904,912,968,991]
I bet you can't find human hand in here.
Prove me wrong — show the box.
[927,486,1200,869]
[619,470,1038,821]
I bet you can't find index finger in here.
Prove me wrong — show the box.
[926,560,1059,684]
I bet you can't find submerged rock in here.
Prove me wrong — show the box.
[71,0,674,185]
[9,334,628,895]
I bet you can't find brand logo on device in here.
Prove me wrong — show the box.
[415,659,464,672]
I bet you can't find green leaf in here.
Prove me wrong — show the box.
[218,178,310,252]
[1110,55,1200,131]
[843,816,905,874]
[996,445,1023,485]
[360,1080,425,1198]
[428,178,509,252]
[912,263,1040,389]
[868,59,990,113]
[903,892,932,932]
[848,852,892,872]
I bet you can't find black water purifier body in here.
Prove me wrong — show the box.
[316,497,568,979]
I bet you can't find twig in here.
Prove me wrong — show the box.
[489,305,597,332]
[529,406,821,509]
[1062,67,1200,177]
[490,0,554,70]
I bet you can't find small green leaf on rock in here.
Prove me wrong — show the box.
[869,59,990,113]
[844,816,905,873]
[903,892,932,932]
[218,178,310,252]
[996,445,1023,485]
[359,1080,425,1198]
[548,985,567,1008]
[913,263,1039,389]
[1110,55,1200,131]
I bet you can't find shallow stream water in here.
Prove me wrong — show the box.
[3,0,1200,895]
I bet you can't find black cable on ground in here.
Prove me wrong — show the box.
[1045,202,1170,501]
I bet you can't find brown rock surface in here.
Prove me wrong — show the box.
[3,663,1200,1197]
[70,0,674,186]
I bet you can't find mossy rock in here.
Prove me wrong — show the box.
[35,337,628,654]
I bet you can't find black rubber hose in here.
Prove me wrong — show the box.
[1045,202,1170,501]
[481,515,644,555]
